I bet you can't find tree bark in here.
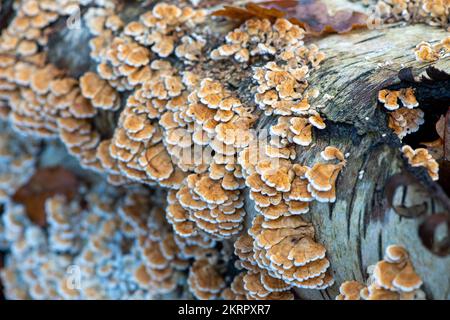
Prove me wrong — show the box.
[43,3,450,300]
[272,25,450,300]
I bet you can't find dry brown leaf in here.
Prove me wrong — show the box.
[445,109,450,162]
[12,167,79,227]
[212,0,368,35]
[212,3,283,21]
[436,115,445,140]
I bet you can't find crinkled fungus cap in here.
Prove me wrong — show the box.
[337,244,425,300]
[401,145,439,180]
[336,281,365,300]
[188,259,226,300]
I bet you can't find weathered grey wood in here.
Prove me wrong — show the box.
[42,1,450,300]
[276,25,450,300]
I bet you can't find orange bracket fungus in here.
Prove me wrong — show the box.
[336,245,425,300]
[0,0,448,302]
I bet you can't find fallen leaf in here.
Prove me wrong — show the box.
[212,3,283,24]
[12,167,79,227]
[436,115,445,140]
[212,0,368,35]
[265,0,368,34]
[444,108,450,161]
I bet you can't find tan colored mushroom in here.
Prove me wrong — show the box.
[415,41,440,62]
[305,162,344,192]
[370,1,449,30]
[221,273,247,300]
[378,89,401,110]
[80,72,120,111]
[290,117,313,146]
[336,281,365,300]
[245,214,333,290]
[401,145,439,180]
[337,244,425,300]
[388,108,424,140]
[320,146,345,162]
[188,259,226,300]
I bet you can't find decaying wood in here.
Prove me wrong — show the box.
[42,2,450,300]
[279,25,450,300]
[250,23,450,299]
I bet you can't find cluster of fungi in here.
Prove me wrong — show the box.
[337,245,424,300]
[377,33,449,182]
[370,0,449,184]
[368,0,450,30]
[0,0,447,300]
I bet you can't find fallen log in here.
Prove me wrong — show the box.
[2,0,449,300]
